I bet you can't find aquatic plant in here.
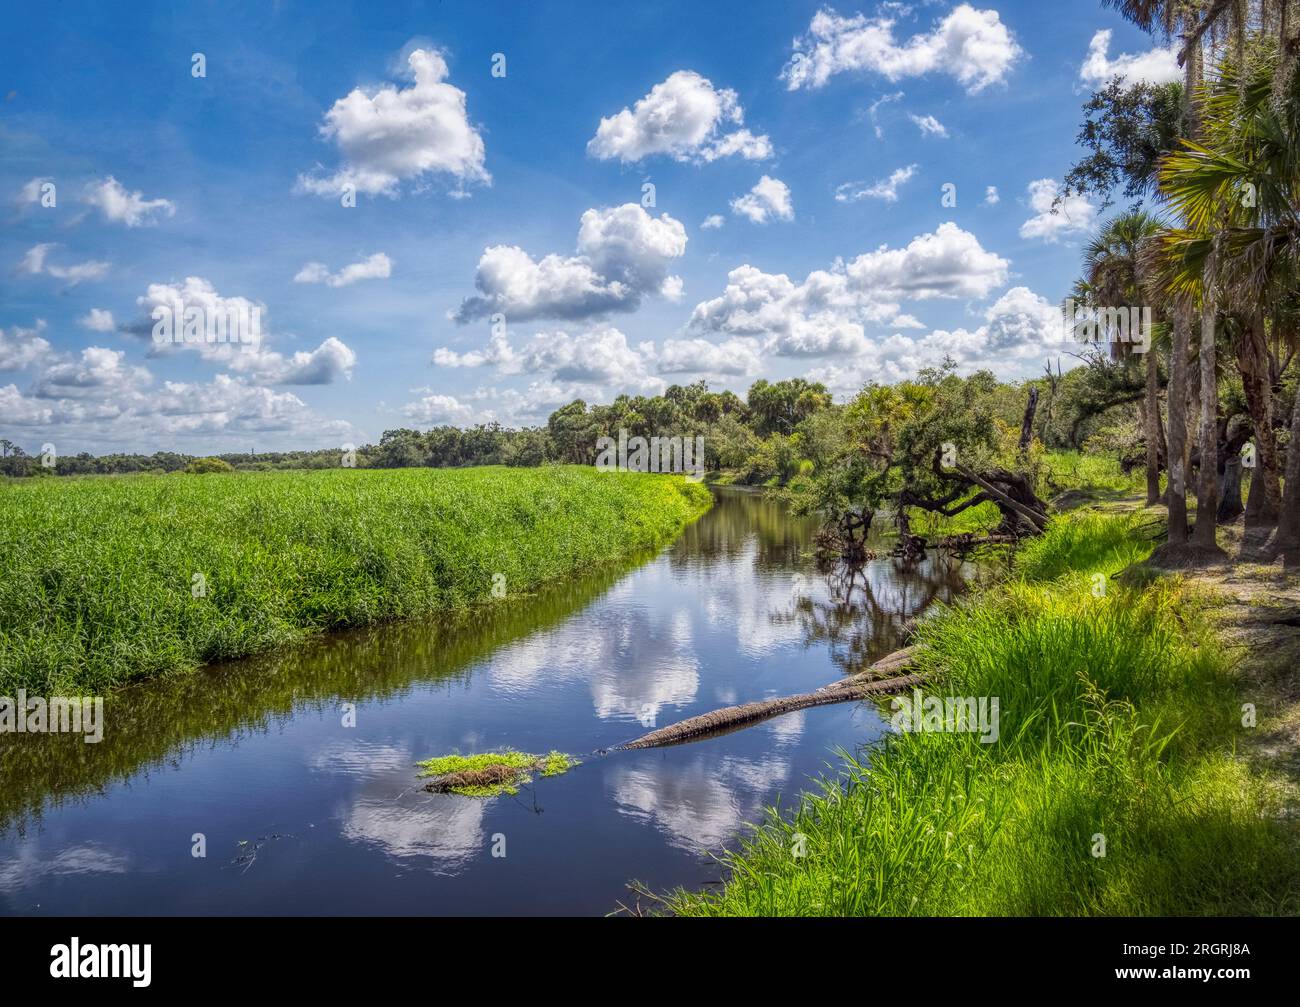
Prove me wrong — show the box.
[418,750,579,797]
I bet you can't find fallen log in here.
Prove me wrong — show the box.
[954,463,1049,532]
[617,646,923,750]
[835,644,917,683]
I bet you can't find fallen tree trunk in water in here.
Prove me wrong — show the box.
[617,646,922,750]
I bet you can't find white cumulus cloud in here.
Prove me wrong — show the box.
[656,337,763,376]
[82,176,175,227]
[132,276,356,384]
[79,308,116,332]
[688,222,1009,357]
[1080,29,1180,87]
[297,47,488,198]
[845,221,1010,299]
[836,164,917,203]
[34,346,152,400]
[453,203,687,322]
[402,393,475,425]
[588,70,772,164]
[782,5,1023,94]
[19,244,110,285]
[294,252,392,287]
[805,286,1069,391]
[1019,178,1097,242]
[731,176,794,224]
[439,325,658,386]
[0,321,52,371]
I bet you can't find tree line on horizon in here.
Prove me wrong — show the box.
[1,363,1163,486]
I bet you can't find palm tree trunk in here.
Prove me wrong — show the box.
[1166,302,1192,544]
[1145,339,1161,505]
[1156,391,1169,497]
[1182,23,1203,140]
[1173,16,1202,538]
[1275,375,1300,560]
[1191,294,1219,548]
[1239,311,1282,528]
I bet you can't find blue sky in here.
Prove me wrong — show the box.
[0,0,1183,454]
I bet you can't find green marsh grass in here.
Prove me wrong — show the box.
[1041,449,1145,499]
[0,466,711,694]
[666,512,1299,916]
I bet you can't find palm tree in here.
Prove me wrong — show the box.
[1172,1,1300,96]
[1104,2,1215,548]
[1105,1,1212,127]
[1082,212,1168,504]
[1156,45,1299,542]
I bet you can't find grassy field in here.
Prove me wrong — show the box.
[666,510,1300,916]
[0,466,711,694]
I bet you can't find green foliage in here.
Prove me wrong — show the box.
[745,433,804,486]
[1064,77,1185,209]
[788,363,1034,530]
[0,466,711,694]
[183,457,235,474]
[746,378,832,436]
[1154,45,1300,306]
[1041,449,1146,498]
[704,412,760,471]
[1014,509,1160,582]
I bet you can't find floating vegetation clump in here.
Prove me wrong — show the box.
[418,750,579,797]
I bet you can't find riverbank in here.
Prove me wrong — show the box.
[0,466,711,695]
[665,508,1300,916]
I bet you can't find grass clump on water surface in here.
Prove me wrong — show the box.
[0,465,711,695]
[666,512,1300,916]
[418,750,579,797]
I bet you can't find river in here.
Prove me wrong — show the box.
[0,486,971,915]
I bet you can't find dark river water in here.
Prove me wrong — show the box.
[0,487,971,916]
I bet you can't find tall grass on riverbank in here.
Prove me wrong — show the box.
[667,512,1299,916]
[0,466,711,694]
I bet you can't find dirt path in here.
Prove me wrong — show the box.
[1086,493,1300,801]
[1173,530,1300,796]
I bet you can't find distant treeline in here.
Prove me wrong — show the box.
[0,366,1146,483]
